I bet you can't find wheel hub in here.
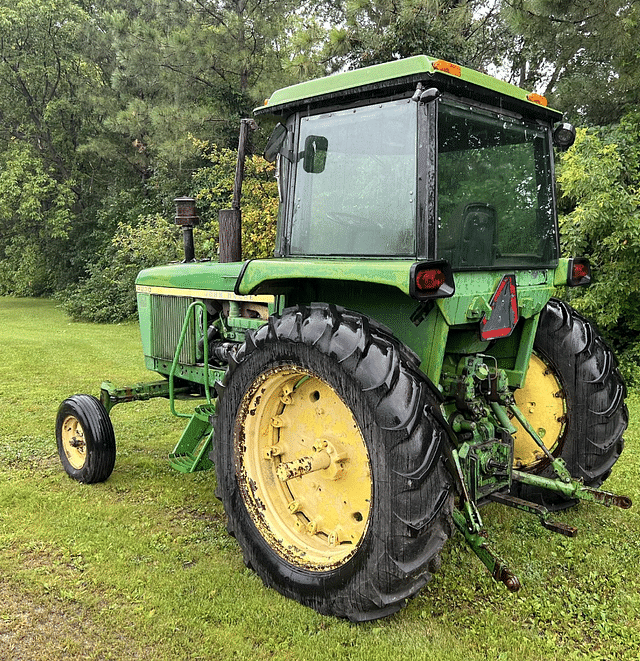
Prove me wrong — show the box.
[235,366,372,570]
[60,415,87,470]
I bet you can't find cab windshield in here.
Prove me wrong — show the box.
[289,99,417,256]
[437,100,558,269]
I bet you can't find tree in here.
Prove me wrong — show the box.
[191,140,278,260]
[0,142,74,295]
[62,141,278,323]
[61,213,183,322]
[0,0,154,293]
[498,0,640,124]
[0,0,95,291]
[318,0,499,72]
[104,0,301,160]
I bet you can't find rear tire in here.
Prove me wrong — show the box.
[214,304,453,621]
[511,298,627,508]
[56,395,116,484]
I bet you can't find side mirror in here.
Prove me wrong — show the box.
[303,135,328,173]
[419,87,441,104]
[264,123,288,162]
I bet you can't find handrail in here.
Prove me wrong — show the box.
[169,300,211,418]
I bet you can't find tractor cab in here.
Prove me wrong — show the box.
[259,55,564,271]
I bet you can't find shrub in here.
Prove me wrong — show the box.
[60,143,279,323]
[61,214,182,323]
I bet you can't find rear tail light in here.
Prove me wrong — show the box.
[410,261,455,301]
[568,258,591,287]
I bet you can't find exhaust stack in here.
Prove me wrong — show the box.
[219,118,257,263]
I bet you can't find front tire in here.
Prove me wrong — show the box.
[511,298,627,508]
[214,304,453,621]
[56,395,116,483]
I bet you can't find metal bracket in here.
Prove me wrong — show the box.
[446,444,521,592]
[168,403,216,473]
[169,300,212,418]
[439,357,631,596]
[508,400,574,482]
[488,492,577,537]
[99,379,197,414]
[512,469,632,509]
[508,400,632,509]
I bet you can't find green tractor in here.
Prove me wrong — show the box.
[56,55,630,621]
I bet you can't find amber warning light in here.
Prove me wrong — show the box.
[526,92,548,107]
[410,261,455,301]
[432,59,462,77]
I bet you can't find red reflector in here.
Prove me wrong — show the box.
[480,275,519,341]
[416,268,446,291]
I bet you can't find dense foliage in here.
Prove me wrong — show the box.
[558,114,640,384]
[0,0,297,312]
[60,214,183,322]
[0,0,638,370]
[191,141,278,261]
[61,143,278,322]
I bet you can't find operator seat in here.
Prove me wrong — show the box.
[439,202,497,268]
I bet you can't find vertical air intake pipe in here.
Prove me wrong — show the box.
[174,197,199,262]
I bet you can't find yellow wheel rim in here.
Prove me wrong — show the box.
[235,366,372,570]
[60,415,87,470]
[513,353,566,470]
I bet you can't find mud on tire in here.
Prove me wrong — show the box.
[512,298,627,508]
[214,304,453,621]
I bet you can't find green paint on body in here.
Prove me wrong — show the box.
[136,260,243,291]
[236,258,417,296]
[256,55,561,117]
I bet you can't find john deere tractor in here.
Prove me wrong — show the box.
[56,55,630,621]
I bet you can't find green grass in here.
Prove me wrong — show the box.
[1,297,639,660]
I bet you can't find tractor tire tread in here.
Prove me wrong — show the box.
[215,303,453,621]
[512,298,627,507]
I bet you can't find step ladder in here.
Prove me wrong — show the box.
[167,300,216,473]
[168,403,216,473]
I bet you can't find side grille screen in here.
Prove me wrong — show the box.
[150,295,197,364]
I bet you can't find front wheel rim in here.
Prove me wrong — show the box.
[60,415,87,470]
[234,365,372,571]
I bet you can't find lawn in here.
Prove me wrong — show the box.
[1,297,638,660]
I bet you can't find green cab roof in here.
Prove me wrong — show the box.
[255,55,560,119]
